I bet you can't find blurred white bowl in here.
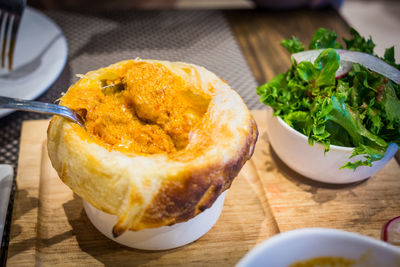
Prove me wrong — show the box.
[237,228,400,267]
[83,191,226,250]
[265,107,398,184]
[0,164,13,244]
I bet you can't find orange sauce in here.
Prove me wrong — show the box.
[61,62,210,154]
[289,256,356,267]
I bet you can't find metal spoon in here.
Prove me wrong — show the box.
[0,96,86,129]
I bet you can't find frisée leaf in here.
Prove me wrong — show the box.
[343,27,375,54]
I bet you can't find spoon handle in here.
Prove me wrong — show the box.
[0,96,85,128]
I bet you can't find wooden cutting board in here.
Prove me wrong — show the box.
[7,110,400,265]
[251,111,400,241]
[6,115,279,266]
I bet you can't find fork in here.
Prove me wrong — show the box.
[0,96,86,129]
[0,0,26,71]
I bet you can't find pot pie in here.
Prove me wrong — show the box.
[47,59,258,237]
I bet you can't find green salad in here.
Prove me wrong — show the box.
[257,28,400,170]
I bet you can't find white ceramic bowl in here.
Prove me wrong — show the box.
[237,228,400,267]
[83,191,226,250]
[265,107,399,184]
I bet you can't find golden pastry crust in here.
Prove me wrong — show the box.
[47,59,258,236]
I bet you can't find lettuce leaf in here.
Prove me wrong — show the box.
[281,36,305,54]
[309,28,343,50]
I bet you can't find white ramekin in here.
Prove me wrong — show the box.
[265,107,398,184]
[83,191,226,250]
[237,228,400,267]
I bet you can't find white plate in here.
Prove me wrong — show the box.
[0,7,68,118]
[0,164,13,244]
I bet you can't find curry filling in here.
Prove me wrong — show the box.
[60,62,211,154]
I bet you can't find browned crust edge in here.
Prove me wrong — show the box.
[113,115,258,234]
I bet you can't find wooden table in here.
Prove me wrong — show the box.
[225,8,350,84]
[2,7,354,266]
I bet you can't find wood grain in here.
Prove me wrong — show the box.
[250,110,400,241]
[8,110,400,265]
[225,9,350,84]
[7,119,277,266]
